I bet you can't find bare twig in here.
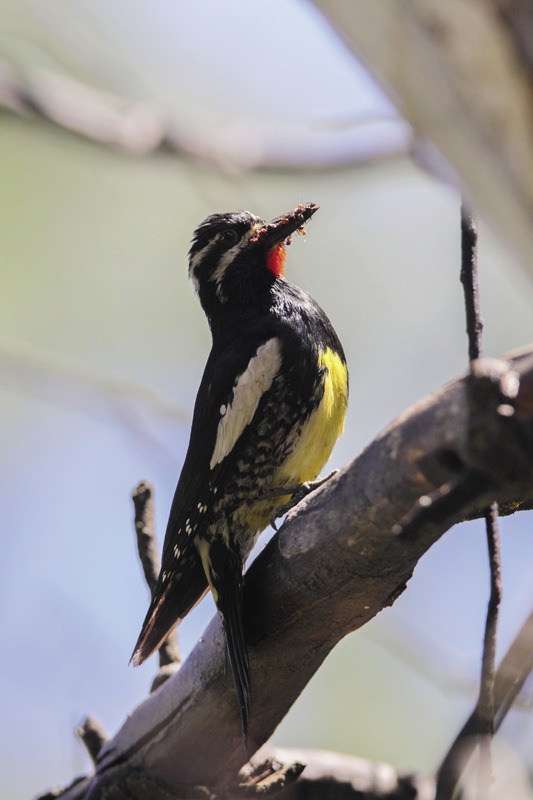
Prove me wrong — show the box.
[477,504,502,798]
[461,203,502,800]
[460,206,483,363]
[435,205,504,800]
[229,759,305,797]
[75,717,108,764]
[132,481,181,687]
[132,481,161,593]
[493,609,533,729]
[436,606,533,799]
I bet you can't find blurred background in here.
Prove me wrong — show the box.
[1,1,533,798]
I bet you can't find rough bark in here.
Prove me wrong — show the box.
[44,348,533,799]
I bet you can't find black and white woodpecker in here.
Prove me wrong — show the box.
[132,203,348,742]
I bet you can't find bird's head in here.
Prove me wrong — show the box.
[188,203,318,320]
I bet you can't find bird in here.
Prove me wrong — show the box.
[131,202,348,744]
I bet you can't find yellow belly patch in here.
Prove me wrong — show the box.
[246,347,348,531]
[277,347,348,486]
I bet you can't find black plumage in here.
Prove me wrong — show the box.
[132,204,348,744]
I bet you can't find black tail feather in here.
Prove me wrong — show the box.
[220,589,251,743]
[206,539,251,743]
[132,549,208,666]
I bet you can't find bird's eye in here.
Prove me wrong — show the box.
[220,229,239,246]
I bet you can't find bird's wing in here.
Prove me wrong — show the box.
[132,332,283,665]
[209,336,282,469]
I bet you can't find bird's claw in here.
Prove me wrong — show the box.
[269,470,339,530]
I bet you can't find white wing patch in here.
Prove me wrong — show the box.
[210,337,282,470]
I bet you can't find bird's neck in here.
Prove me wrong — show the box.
[201,276,285,344]
[207,301,272,347]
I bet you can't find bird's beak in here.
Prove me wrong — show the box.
[251,203,319,250]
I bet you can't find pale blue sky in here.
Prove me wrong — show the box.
[1,2,533,798]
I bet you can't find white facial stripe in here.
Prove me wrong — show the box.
[189,241,216,292]
[210,223,263,284]
[189,241,215,275]
[210,337,282,470]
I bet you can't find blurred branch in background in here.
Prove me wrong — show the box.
[4,2,533,270]
[0,57,409,170]
[436,608,533,800]
[312,0,533,277]
[0,337,189,459]
[0,58,169,155]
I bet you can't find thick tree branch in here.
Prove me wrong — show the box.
[43,346,533,800]
[39,751,434,800]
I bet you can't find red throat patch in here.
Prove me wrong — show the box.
[266,243,287,277]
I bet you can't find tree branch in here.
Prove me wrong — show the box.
[132,481,181,690]
[0,59,406,170]
[75,717,108,765]
[436,606,533,798]
[38,750,435,800]
[476,504,502,798]
[458,202,502,800]
[41,346,533,799]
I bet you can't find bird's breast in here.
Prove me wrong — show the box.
[243,345,348,534]
[274,346,348,488]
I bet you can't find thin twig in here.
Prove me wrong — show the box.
[477,502,502,798]
[75,716,108,764]
[436,606,533,799]
[132,481,161,593]
[132,481,181,684]
[227,760,305,797]
[461,202,502,800]
[460,205,483,363]
[493,609,533,730]
[436,203,503,799]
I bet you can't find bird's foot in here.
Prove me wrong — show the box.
[268,470,339,530]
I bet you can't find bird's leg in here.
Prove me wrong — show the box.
[268,470,339,530]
